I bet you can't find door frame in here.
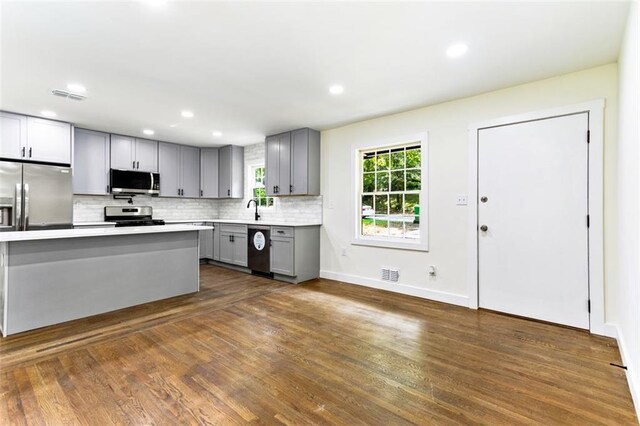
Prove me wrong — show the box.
[467,99,605,335]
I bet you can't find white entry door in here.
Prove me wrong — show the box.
[478,113,589,329]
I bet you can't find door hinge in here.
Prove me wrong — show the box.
[587,215,590,228]
[587,130,590,144]
[588,299,591,313]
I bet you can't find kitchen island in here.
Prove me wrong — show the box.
[0,224,212,336]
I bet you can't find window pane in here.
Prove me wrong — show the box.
[376,152,390,170]
[389,194,403,214]
[406,146,421,168]
[404,194,419,216]
[391,149,404,169]
[405,221,420,239]
[373,218,389,236]
[363,152,375,172]
[361,195,373,217]
[374,194,388,215]
[376,172,389,192]
[363,173,375,192]
[406,169,421,191]
[389,219,404,237]
[390,171,404,192]
[362,216,375,236]
[254,187,266,198]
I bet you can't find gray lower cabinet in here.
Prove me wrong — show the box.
[158,142,200,197]
[269,225,320,283]
[111,135,158,172]
[217,223,248,266]
[218,145,244,198]
[200,148,219,198]
[199,228,214,259]
[73,129,110,195]
[270,236,294,276]
[265,128,320,196]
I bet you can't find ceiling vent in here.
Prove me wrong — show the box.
[51,89,86,101]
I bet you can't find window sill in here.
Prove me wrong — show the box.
[351,238,429,252]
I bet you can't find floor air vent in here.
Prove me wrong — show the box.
[381,267,399,282]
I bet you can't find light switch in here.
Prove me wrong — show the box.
[456,194,468,205]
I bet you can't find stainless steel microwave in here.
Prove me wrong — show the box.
[110,169,160,195]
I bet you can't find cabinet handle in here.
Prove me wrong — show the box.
[133,161,136,169]
[200,189,203,197]
[136,161,140,169]
[277,230,285,234]
[290,185,293,193]
[21,147,25,157]
[227,189,230,196]
[29,147,32,158]
[107,185,110,193]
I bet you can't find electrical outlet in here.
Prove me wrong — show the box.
[340,246,347,256]
[456,195,468,206]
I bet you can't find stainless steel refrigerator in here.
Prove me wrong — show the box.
[0,161,73,231]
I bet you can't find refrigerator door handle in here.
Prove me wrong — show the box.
[23,183,30,230]
[15,183,23,231]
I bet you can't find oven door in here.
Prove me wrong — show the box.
[110,169,160,195]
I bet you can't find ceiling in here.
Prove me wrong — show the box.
[0,1,629,147]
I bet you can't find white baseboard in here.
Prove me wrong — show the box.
[319,270,469,307]
[606,322,640,420]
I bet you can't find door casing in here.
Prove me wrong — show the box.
[467,100,605,335]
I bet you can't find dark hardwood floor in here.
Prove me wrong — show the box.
[0,265,636,425]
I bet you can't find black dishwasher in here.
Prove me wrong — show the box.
[248,226,271,275]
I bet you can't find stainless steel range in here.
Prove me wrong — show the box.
[104,206,165,227]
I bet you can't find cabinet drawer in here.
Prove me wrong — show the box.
[219,223,248,234]
[271,226,294,238]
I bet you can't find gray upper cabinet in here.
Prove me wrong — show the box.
[265,132,291,196]
[111,135,158,172]
[0,113,71,164]
[0,111,27,160]
[158,142,200,198]
[218,145,244,198]
[158,142,180,197]
[265,128,320,196]
[180,145,200,198]
[73,129,110,195]
[27,117,72,164]
[200,148,219,198]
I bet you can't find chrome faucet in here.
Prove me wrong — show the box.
[247,199,261,221]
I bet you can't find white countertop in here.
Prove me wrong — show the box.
[73,221,116,226]
[210,219,322,227]
[0,224,213,242]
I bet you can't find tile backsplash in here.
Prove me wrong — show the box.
[74,142,323,224]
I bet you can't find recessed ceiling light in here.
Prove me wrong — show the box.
[212,131,222,137]
[329,85,344,95]
[181,110,194,118]
[41,110,56,118]
[170,124,179,128]
[66,83,86,93]
[446,43,468,58]
[143,129,155,135]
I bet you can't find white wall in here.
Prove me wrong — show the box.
[321,64,618,308]
[613,0,640,413]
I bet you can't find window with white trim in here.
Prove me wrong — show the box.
[251,165,274,207]
[355,135,428,250]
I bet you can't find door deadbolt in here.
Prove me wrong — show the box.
[480,225,488,232]
[480,196,488,203]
